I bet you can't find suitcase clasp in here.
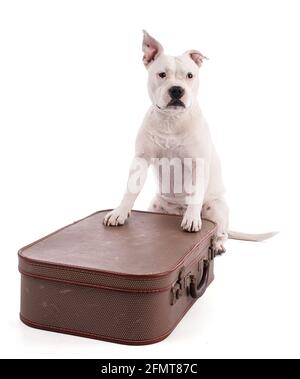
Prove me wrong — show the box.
[170,267,186,305]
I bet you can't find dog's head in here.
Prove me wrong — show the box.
[143,31,207,113]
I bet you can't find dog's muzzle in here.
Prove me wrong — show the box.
[167,86,185,108]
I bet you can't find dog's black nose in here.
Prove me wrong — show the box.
[169,86,185,99]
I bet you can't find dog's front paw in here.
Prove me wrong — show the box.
[103,208,130,227]
[181,211,202,233]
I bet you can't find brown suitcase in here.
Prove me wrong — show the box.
[18,210,217,345]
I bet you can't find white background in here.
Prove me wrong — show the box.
[1,0,299,359]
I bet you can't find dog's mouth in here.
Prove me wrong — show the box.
[167,99,185,108]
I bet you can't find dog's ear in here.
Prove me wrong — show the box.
[186,50,208,67]
[142,30,164,68]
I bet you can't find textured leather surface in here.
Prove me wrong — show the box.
[20,260,214,344]
[19,210,216,344]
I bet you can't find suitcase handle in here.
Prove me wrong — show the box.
[189,260,210,299]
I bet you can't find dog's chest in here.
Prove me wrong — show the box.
[149,133,200,162]
[150,133,184,151]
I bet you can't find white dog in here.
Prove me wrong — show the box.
[104,31,276,254]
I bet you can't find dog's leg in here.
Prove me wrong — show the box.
[104,157,149,226]
[201,197,229,254]
[181,158,206,232]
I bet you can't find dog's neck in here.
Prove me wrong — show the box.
[149,102,201,135]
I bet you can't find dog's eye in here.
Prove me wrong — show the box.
[158,72,166,78]
[187,72,193,79]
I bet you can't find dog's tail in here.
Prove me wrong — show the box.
[228,230,278,242]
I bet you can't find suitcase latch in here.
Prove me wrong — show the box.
[171,267,188,305]
[208,245,215,261]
